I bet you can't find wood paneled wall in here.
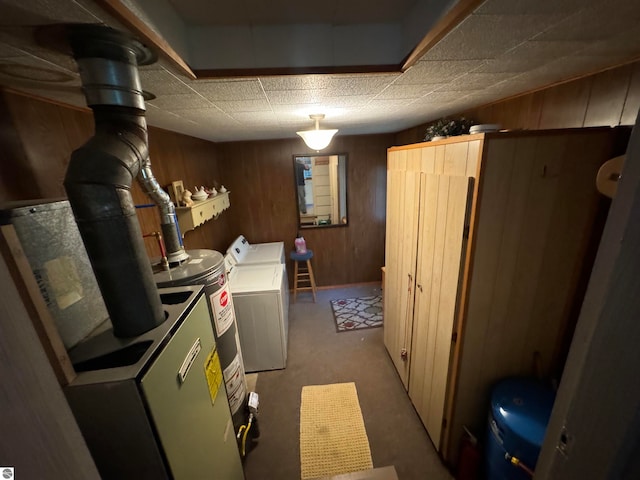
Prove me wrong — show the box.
[395,61,640,146]
[217,133,391,287]
[4,58,640,286]
[0,88,391,287]
[0,89,231,258]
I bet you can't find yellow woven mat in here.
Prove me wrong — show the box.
[300,382,373,479]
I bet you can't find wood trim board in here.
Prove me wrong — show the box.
[93,0,196,79]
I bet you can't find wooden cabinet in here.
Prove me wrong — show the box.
[175,192,230,236]
[384,128,627,463]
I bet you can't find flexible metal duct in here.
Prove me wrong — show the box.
[64,25,183,337]
[138,157,189,264]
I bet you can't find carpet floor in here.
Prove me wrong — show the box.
[242,284,453,480]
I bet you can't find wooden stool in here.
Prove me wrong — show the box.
[290,250,317,303]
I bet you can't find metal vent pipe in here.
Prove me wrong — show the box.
[64,25,183,337]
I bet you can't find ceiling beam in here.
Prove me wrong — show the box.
[93,0,196,79]
[193,64,402,79]
[402,0,485,71]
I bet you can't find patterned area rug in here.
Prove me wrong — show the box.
[330,296,383,332]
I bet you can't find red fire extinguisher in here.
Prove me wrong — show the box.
[456,427,481,480]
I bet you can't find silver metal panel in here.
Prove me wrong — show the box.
[153,249,225,286]
[0,199,109,349]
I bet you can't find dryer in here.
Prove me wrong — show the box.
[225,255,289,372]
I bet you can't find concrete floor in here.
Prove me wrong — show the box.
[242,284,454,480]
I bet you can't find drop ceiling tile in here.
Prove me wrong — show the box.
[0,0,99,24]
[148,116,195,136]
[138,62,166,72]
[518,54,629,86]
[147,93,213,110]
[473,40,589,73]
[138,69,194,95]
[503,69,569,92]
[437,72,519,92]
[535,2,640,42]
[276,114,309,123]
[231,111,279,125]
[168,106,230,120]
[259,75,332,91]
[423,14,567,61]
[362,98,414,109]
[374,83,440,99]
[265,89,327,105]
[193,79,265,101]
[215,98,272,113]
[320,95,376,108]
[461,91,506,105]
[268,103,324,113]
[323,74,399,96]
[475,0,586,15]
[579,30,640,59]
[0,42,22,58]
[0,28,79,73]
[397,60,486,85]
[417,91,472,103]
[1,0,638,143]
[480,79,535,98]
[558,55,637,78]
[0,54,80,97]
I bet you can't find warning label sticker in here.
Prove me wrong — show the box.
[223,353,247,415]
[210,284,235,337]
[204,348,223,405]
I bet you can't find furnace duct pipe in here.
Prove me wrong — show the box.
[64,25,182,337]
[138,157,188,264]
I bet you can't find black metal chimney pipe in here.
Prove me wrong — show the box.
[64,25,166,338]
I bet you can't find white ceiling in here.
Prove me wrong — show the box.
[167,0,416,26]
[0,0,639,143]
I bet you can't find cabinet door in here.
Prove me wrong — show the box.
[409,174,472,449]
[383,169,421,389]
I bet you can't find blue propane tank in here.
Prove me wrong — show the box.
[485,378,555,480]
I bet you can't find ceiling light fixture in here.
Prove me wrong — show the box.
[296,114,338,151]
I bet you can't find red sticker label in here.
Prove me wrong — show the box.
[220,291,228,307]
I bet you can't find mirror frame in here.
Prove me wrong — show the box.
[293,153,348,230]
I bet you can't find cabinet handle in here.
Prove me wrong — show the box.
[417,283,423,292]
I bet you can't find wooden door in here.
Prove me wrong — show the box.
[383,169,421,389]
[408,174,472,449]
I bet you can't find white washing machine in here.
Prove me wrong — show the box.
[225,255,289,372]
[227,234,285,266]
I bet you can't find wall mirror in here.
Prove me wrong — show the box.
[293,153,348,228]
